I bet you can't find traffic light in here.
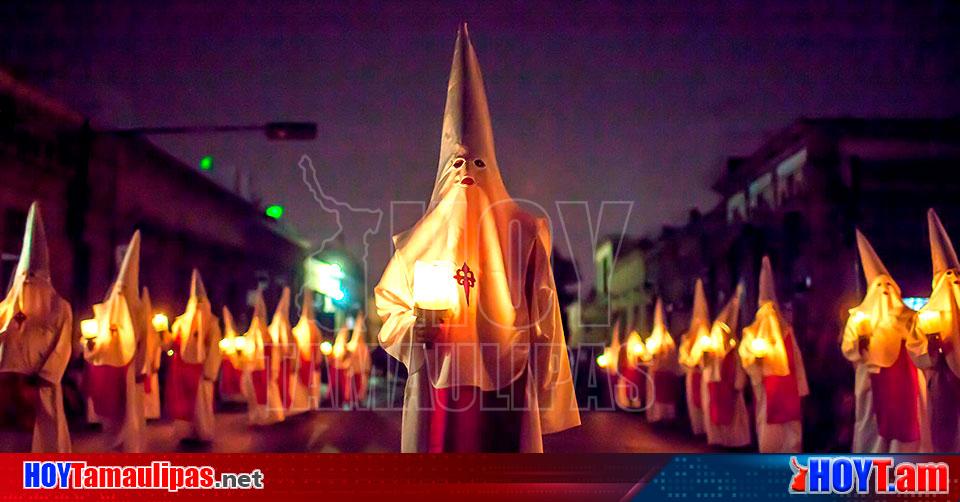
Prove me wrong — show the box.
[265,204,284,220]
[199,156,214,171]
[265,122,317,141]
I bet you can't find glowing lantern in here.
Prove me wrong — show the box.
[596,353,610,368]
[918,310,944,335]
[80,318,99,340]
[750,337,771,358]
[320,341,333,356]
[412,260,458,311]
[151,313,169,333]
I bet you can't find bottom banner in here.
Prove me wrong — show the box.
[3,454,959,501]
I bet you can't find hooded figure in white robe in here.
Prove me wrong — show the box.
[698,283,750,448]
[288,289,317,413]
[165,269,221,441]
[292,290,322,409]
[842,231,928,453]
[644,299,681,423]
[244,289,284,425]
[140,287,161,420]
[740,257,809,452]
[595,320,624,408]
[269,287,298,415]
[617,322,647,410]
[83,230,147,452]
[678,279,709,436]
[374,24,580,453]
[0,202,72,452]
[908,209,960,452]
[346,313,372,405]
[218,306,246,403]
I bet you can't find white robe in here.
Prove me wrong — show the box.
[683,369,705,435]
[0,291,73,452]
[743,334,809,453]
[700,354,750,448]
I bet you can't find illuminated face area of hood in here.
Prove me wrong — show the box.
[868,275,903,313]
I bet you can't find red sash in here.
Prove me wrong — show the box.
[0,373,37,430]
[251,345,274,406]
[219,359,243,397]
[428,371,526,453]
[298,353,312,387]
[164,339,202,421]
[653,370,678,404]
[84,362,128,422]
[708,351,738,426]
[690,369,702,409]
[762,331,802,424]
[617,349,645,405]
[870,342,920,443]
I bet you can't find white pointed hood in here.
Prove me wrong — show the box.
[268,286,292,349]
[928,209,960,281]
[292,289,320,359]
[741,258,793,376]
[701,282,743,362]
[84,231,143,367]
[171,269,217,364]
[679,279,711,368]
[376,24,552,390]
[919,209,960,377]
[645,298,677,367]
[0,202,71,381]
[242,290,269,371]
[848,230,906,369]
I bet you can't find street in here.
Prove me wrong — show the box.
[122,408,711,453]
[0,408,714,453]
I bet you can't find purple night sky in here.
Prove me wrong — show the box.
[2,1,958,282]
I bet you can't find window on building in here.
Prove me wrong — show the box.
[776,149,807,203]
[748,172,774,210]
[726,191,747,224]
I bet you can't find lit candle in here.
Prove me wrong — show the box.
[645,336,661,355]
[219,337,235,353]
[850,311,871,336]
[750,337,771,358]
[413,260,458,312]
[80,318,99,340]
[151,313,169,333]
[596,353,610,368]
[320,340,333,356]
[233,335,248,353]
[918,310,943,335]
[629,340,644,357]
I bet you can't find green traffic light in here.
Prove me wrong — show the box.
[265,205,284,220]
[199,156,214,171]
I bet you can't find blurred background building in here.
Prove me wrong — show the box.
[0,69,306,326]
[574,117,960,450]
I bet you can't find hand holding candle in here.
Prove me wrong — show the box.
[749,336,771,358]
[80,318,98,350]
[412,260,458,346]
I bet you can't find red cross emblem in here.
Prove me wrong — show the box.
[454,262,476,305]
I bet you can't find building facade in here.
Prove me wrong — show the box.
[644,118,960,451]
[0,69,305,329]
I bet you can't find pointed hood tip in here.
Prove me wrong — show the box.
[114,230,141,294]
[16,201,50,278]
[758,256,778,306]
[190,268,208,301]
[855,229,890,283]
[927,208,960,277]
